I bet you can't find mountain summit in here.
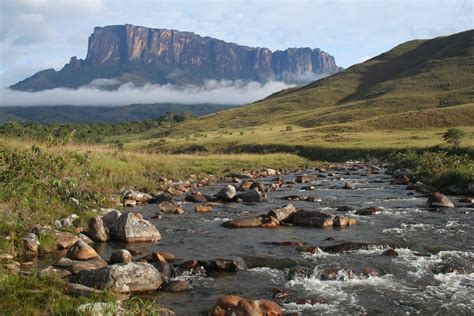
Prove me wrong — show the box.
[11,24,341,91]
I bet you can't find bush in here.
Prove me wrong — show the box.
[443,128,465,148]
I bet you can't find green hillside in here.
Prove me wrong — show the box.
[159,30,473,133]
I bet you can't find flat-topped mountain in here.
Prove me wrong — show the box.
[11,24,341,91]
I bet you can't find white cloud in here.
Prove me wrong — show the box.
[0,80,293,106]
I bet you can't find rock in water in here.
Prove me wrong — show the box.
[267,204,296,223]
[211,295,283,316]
[427,192,455,208]
[290,210,334,228]
[71,262,162,293]
[112,212,161,242]
[109,249,132,264]
[87,216,108,242]
[66,240,99,260]
[236,189,262,203]
[343,181,355,190]
[216,185,237,201]
[22,233,40,252]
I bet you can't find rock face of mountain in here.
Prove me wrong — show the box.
[11,24,341,91]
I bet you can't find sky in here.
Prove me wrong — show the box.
[0,0,472,105]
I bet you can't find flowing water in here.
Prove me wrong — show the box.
[44,165,474,314]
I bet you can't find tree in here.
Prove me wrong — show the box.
[443,128,465,148]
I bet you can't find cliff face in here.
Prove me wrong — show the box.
[11,24,341,91]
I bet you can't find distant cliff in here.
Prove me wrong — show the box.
[11,24,341,91]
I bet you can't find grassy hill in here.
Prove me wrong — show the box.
[138,30,474,156]
[0,103,234,125]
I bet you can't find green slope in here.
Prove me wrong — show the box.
[164,29,474,134]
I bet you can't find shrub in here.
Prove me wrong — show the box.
[443,128,465,148]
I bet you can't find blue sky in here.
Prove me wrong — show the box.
[0,0,472,87]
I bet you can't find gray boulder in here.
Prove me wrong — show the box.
[111,212,161,242]
[71,262,162,293]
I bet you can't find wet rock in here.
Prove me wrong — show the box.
[262,241,305,247]
[195,204,213,212]
[87,216,108,242]
[295,175,317,184]
[55,214,79,228]
[211,295,283,316]
[381,249,399,257]
[281,195,306,201]
[109,249,132,264]
[336,206,355,213]
[355,207,383,215]
[321,267,348,280]
[66,240,99,260]
[243,256,298,270]
[333,215,357,226]
[267,204,296,223]
[296,246,319,254]
[101,209,122,229]
[22,233,40,252]
[290,210,334,228]
[360,266,379,277]
[343,181,355,190]
[433,263,471,274]
[166,188,184,196]
[55,231,81,249]
[200,259,247,273]
[152,261,175,283]
[320,242,377,253]
[236,189,262,203]
[185,192,209,203]
[301,185,317,191]
[179,260,199,270]
[162,279,192,292]
[222,217,264,228]
[71,262,162,293]
[159,201,185,214]
[427,192,455,208]
[111,212,161,242]
[459,198,474,203]
[226,172,252,179]
[68,257,109,275]
[123,190,153,203]
[272,288,290,299]
[288,267,309,279]
[305,196,322,202]
[66,283,103,297]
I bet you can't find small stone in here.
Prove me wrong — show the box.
[124,199,137,207]
[343,181,354,190]
[195,204,213,213]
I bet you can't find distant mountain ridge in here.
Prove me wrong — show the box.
[11,24,341,91]
[0,103,233,124]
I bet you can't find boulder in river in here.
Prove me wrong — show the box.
[222,217,264,228]
[426,192,455,208]
[199,258,247,273]
[236,189,262,203]
[162,279,192,292]
[111,212,161,242]
[211,295,282,316]
[216,185,237,201]
[290,210,334,228]
[195,204,213,212]
[185,192,209,203]
[158,201,184,214]
[267,204,296,223]
[71,262,162,293]
[295,175,317,184]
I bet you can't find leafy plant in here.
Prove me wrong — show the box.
[443,128,466,148]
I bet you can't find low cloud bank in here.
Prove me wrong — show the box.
[0,80,293,106]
